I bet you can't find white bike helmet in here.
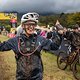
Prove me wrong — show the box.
[21,12,39,24]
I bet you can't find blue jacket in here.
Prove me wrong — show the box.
[0,34,58,80]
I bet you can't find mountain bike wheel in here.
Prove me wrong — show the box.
[57,51,68,70]
[72,56,80,80]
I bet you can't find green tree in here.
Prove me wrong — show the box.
[66,12,80,28]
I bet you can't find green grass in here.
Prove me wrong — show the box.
[42,51,76,80]
[0,35,76,80]
[0,35,9,41]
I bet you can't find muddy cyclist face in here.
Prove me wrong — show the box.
[22,21,37,36]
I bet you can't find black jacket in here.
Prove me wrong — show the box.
[0,34,58,80]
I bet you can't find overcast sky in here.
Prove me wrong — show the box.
[0,0,80,14]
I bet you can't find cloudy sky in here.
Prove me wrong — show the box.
[0,0,80,14]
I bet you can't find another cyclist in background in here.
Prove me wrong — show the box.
[64,24,80,51]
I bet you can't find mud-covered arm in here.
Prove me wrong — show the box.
[41,38,59,51]
[0,38,17,51]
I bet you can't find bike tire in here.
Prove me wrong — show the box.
[72,56,80,80]
[57,51,68,70]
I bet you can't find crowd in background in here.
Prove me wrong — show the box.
[0,22,80,52]
[15,23,80,53]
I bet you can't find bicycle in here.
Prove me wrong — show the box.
[57,40,72,70]
[72,47,80,80]
[57,44,80,80]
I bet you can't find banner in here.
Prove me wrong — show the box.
[0,12,17,20]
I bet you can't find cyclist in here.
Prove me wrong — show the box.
[0,12,58,80]
[64,25,80,51]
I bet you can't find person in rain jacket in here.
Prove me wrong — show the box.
[0,12,58,80]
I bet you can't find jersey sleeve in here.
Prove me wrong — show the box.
[0,37,17,51]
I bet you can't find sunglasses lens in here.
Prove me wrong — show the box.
[24,24,37,30]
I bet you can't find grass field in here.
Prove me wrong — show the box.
[0,35,76,80]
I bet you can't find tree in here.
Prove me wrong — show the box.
[66,12,80,28]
